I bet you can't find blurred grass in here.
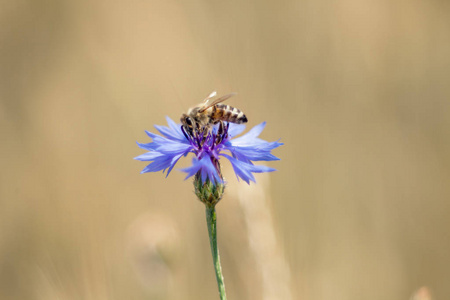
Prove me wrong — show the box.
[1,0,450,299]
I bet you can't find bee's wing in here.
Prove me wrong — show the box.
[199,92,237,112]
[203,91,217,105]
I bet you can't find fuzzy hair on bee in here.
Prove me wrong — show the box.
[180,91,248,138]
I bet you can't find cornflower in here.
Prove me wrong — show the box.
[135,111,282,299]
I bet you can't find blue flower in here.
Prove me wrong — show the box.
[135,116,282,184]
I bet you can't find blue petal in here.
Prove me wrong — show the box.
[229,122,274,148]
[181,157,202,179]
[140,129,193,155]
[227,123,246,137]
[154,119,187,143]
[222,154,275,184]
[154,140,192,155]
[231,122,265,143]
[154,125,180,141]
[230,150,252,163]
[165,153,184,176]
[153,117,187,142]
[140,152,184,174]
[145,125,189,144]
[136,118,195,177]
[140,156,173,173]
[225,142,283,162]
[166,116,182,133]
[225,121,283,162]
[145,130,162,139]
[136,141,158,151]
[134,151,164,161]
[181,156,221,183]
[245,121,266,137]
[135,151,183,176]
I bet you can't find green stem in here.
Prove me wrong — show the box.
[205,204,227,300]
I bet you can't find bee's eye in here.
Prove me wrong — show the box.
[185,117,193,126]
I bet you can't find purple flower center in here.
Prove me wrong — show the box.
[180,123,231,181]
[181,123,230,160]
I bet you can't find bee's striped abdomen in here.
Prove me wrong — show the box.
[213,104,248,124]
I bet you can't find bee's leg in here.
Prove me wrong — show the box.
[224,122,229,140]
[192,121,207,146]
[215,120,225,144]
[218,120,225,136]
[201,126,209,141]
[181,125,191,140]
[194,121,202,138]
[191,121,199,137]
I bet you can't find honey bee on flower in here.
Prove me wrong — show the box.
[135,91,282,185]
[180,91,247,139]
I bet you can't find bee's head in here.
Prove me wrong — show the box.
[180,113,196,139]
[180,114,194,128]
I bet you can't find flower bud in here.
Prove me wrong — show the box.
[194,173,225,207]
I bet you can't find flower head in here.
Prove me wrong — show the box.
[135,116,282,184]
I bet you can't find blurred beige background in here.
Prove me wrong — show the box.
[1,0,449,299]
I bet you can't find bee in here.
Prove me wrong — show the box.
[180,91,248,138]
